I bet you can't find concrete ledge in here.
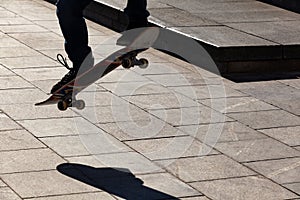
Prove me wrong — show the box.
[43,0,300,78]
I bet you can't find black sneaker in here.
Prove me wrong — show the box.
[50,54,78,94]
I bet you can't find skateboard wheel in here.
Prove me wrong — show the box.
[139,58,148,69]
[58,101,68,111]
[122,58,132,69]
[75,100,85,110]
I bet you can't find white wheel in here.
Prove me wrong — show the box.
[139,58,148,69]
[75,100,85,110]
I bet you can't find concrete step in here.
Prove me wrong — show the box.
[44,0,300,78]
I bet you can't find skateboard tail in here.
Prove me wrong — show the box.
[35,95,63,106]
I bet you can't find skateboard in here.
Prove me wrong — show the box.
[35,27,159,111]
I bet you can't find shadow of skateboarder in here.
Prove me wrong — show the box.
[57,163,179,200]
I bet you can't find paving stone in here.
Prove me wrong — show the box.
[123,93,199,110]
[136,173,201,198]
[179,122,267,143]
[156,155,256,182]
[0,170,98,198]
[150,106,232,126]
[86,20,115,35]
[32,20,60,30]
[214,138,300,162]
[0,56,58,69]
[0,148,65,174]
[92,43,122,58]
[79,104,153,124]
[284,182,300,196]
[0,76,33,89]
[0,113,21,131]
[0,17,32,25]
[97,120,187,141]
[133,61,191,76]
[279,79,300,90]
[0,103,77,120]
[100,81,170,97]
[41,133,131,157]
[164,1,277,14]
[125,136,219,160]
[170,84,247,100]
[0,46,40,58]
[87,35,110,45]
[197,9,300,23]
[139,50,172,64]
[0,179,6,187]
[259,126,300,147]
[96,69,148,83]
[230,79,275,91]
[227,110,300,129]
[0,130,45,151]
[227,21,300,45]
[92,152,164,174]
[40,49,66,60]
[13,67,67,81]
[0,187,21,200]
[9,32,62,42]
[23,39,64,51]
[76,91,127,107]
[172,26,276,48]
[30,79,60,93]
[87,26,108,36]
[150,7,217,27]
[201,97,278,114]
[66,155,106,168]
[235,81,300,115]
[0,65,15,76]
[44,28,63,37]
[41,135,90,157]
[0,24,48,34]
[18,117,101,137]
[0,10,17,18]
[26,192,116,200]
[0,35,23,48]
[190,176,298,200]
[245,157,300,185]
[164,59,220,79]
[145,73,211,87]
[270,98,300,116]
[18,11,56,21]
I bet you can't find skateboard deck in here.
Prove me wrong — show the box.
[35,27,159,111]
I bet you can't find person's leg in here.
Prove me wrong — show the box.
[51,0,93,93]
[56,0,92,69]
[124,0,149,29]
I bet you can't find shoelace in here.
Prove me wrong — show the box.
[57,54,72,70]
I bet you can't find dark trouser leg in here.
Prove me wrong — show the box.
[124,0,149,29]
[56,0,92,70]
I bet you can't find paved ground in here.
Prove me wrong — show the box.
[0,0,300,199]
